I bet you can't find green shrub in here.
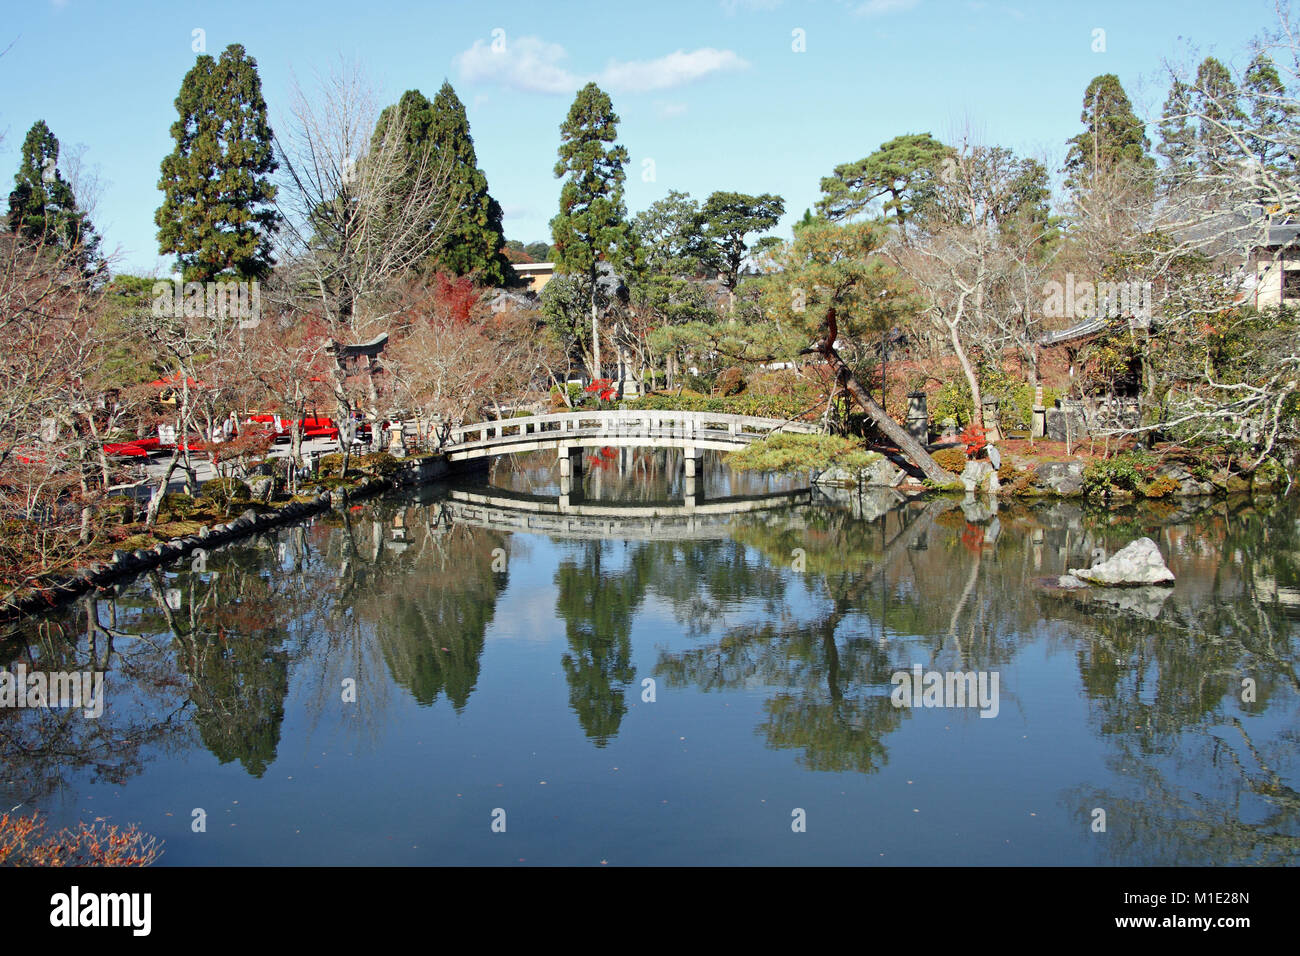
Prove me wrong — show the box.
[926,370,1058,432]
[1082,451,1154,498]
[929,380,971,429]
[358,452,404,477]
[198,477,250,503]
[725,433,879,474]
[683,371,716,394]
[160,493,199,519]
[101,500,136,525]
[317,453,344,474]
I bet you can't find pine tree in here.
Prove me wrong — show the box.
[691,190,785,302]
[1063,74,1153,192]
[156,43,279,282]
[7,120,103,275]
[550,82,631,379]
[816,132,950,231]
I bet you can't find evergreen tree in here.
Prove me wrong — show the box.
[430,82,510,285]
[1156,77,1197,192]
[377,83,511,285]
[1242,53,1298,183]
[7,120,103,275]
[1063,74,1153,192]
[1192,56,1246,176]
[691,191,785,302]
[793,207,820,233]
[550,82,631,379]
[156,43,279,281]
[816,132,950,233]
[627,191,714,332]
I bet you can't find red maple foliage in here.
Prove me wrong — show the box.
[584,378,619,402]
[960,423,988,458]
[434,271,479,326]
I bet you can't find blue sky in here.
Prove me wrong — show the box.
[0,0,1283,275]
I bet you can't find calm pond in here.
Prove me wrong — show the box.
[2,449,1297,865]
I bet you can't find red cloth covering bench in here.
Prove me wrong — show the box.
[301,417,339,440]
[104,442,149,457]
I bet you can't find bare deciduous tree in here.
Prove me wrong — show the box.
[272,59,460,472]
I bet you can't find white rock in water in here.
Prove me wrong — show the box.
[1069,537,1175,586]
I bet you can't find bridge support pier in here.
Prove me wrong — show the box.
[682,445,701,478]
[559,473,585,502]
[558,444,583,478]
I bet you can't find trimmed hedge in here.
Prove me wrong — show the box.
[630,393,817,422]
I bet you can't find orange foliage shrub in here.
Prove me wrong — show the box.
[0,811,163,867]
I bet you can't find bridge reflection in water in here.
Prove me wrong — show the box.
[446,441,816,535]
[442,486,814,540]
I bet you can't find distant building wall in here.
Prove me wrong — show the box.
[1251,249,1300,308]
[510,262,555,294]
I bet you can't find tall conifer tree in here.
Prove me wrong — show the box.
[7,120,103,276]
[1063,74,1153,192]
[156,43,279,281]
[428,82,509,285]
[550,82,630,379]
[1156,78,1197,192]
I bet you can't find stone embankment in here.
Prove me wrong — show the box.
[2,455,449,621]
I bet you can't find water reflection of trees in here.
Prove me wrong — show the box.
[0,599,189,804]
[1060,499,1300,864]
[0,495,507,798]
[351,507,507,712]
[2,484,1296,862]
[655,498,953,773]
[554,542,642,745]
[649,492,1299,858]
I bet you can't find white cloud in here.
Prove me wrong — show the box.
[454,35,749,95]
[601,48,748,93]
[455,36,576,95]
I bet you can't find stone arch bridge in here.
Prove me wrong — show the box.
[442,409,822,480]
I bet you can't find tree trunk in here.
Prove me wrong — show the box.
[815,308,950,485]
[590,287,602,380]
[950,323,983,429]
[145,448,184,529]
[79,469,93,545]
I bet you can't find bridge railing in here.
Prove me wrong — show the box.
[443,409,821,448]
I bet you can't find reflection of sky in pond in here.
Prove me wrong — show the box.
[0,466,1296,866]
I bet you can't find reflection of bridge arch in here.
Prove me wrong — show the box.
[442,487,813,541]
[443,409,821,480]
